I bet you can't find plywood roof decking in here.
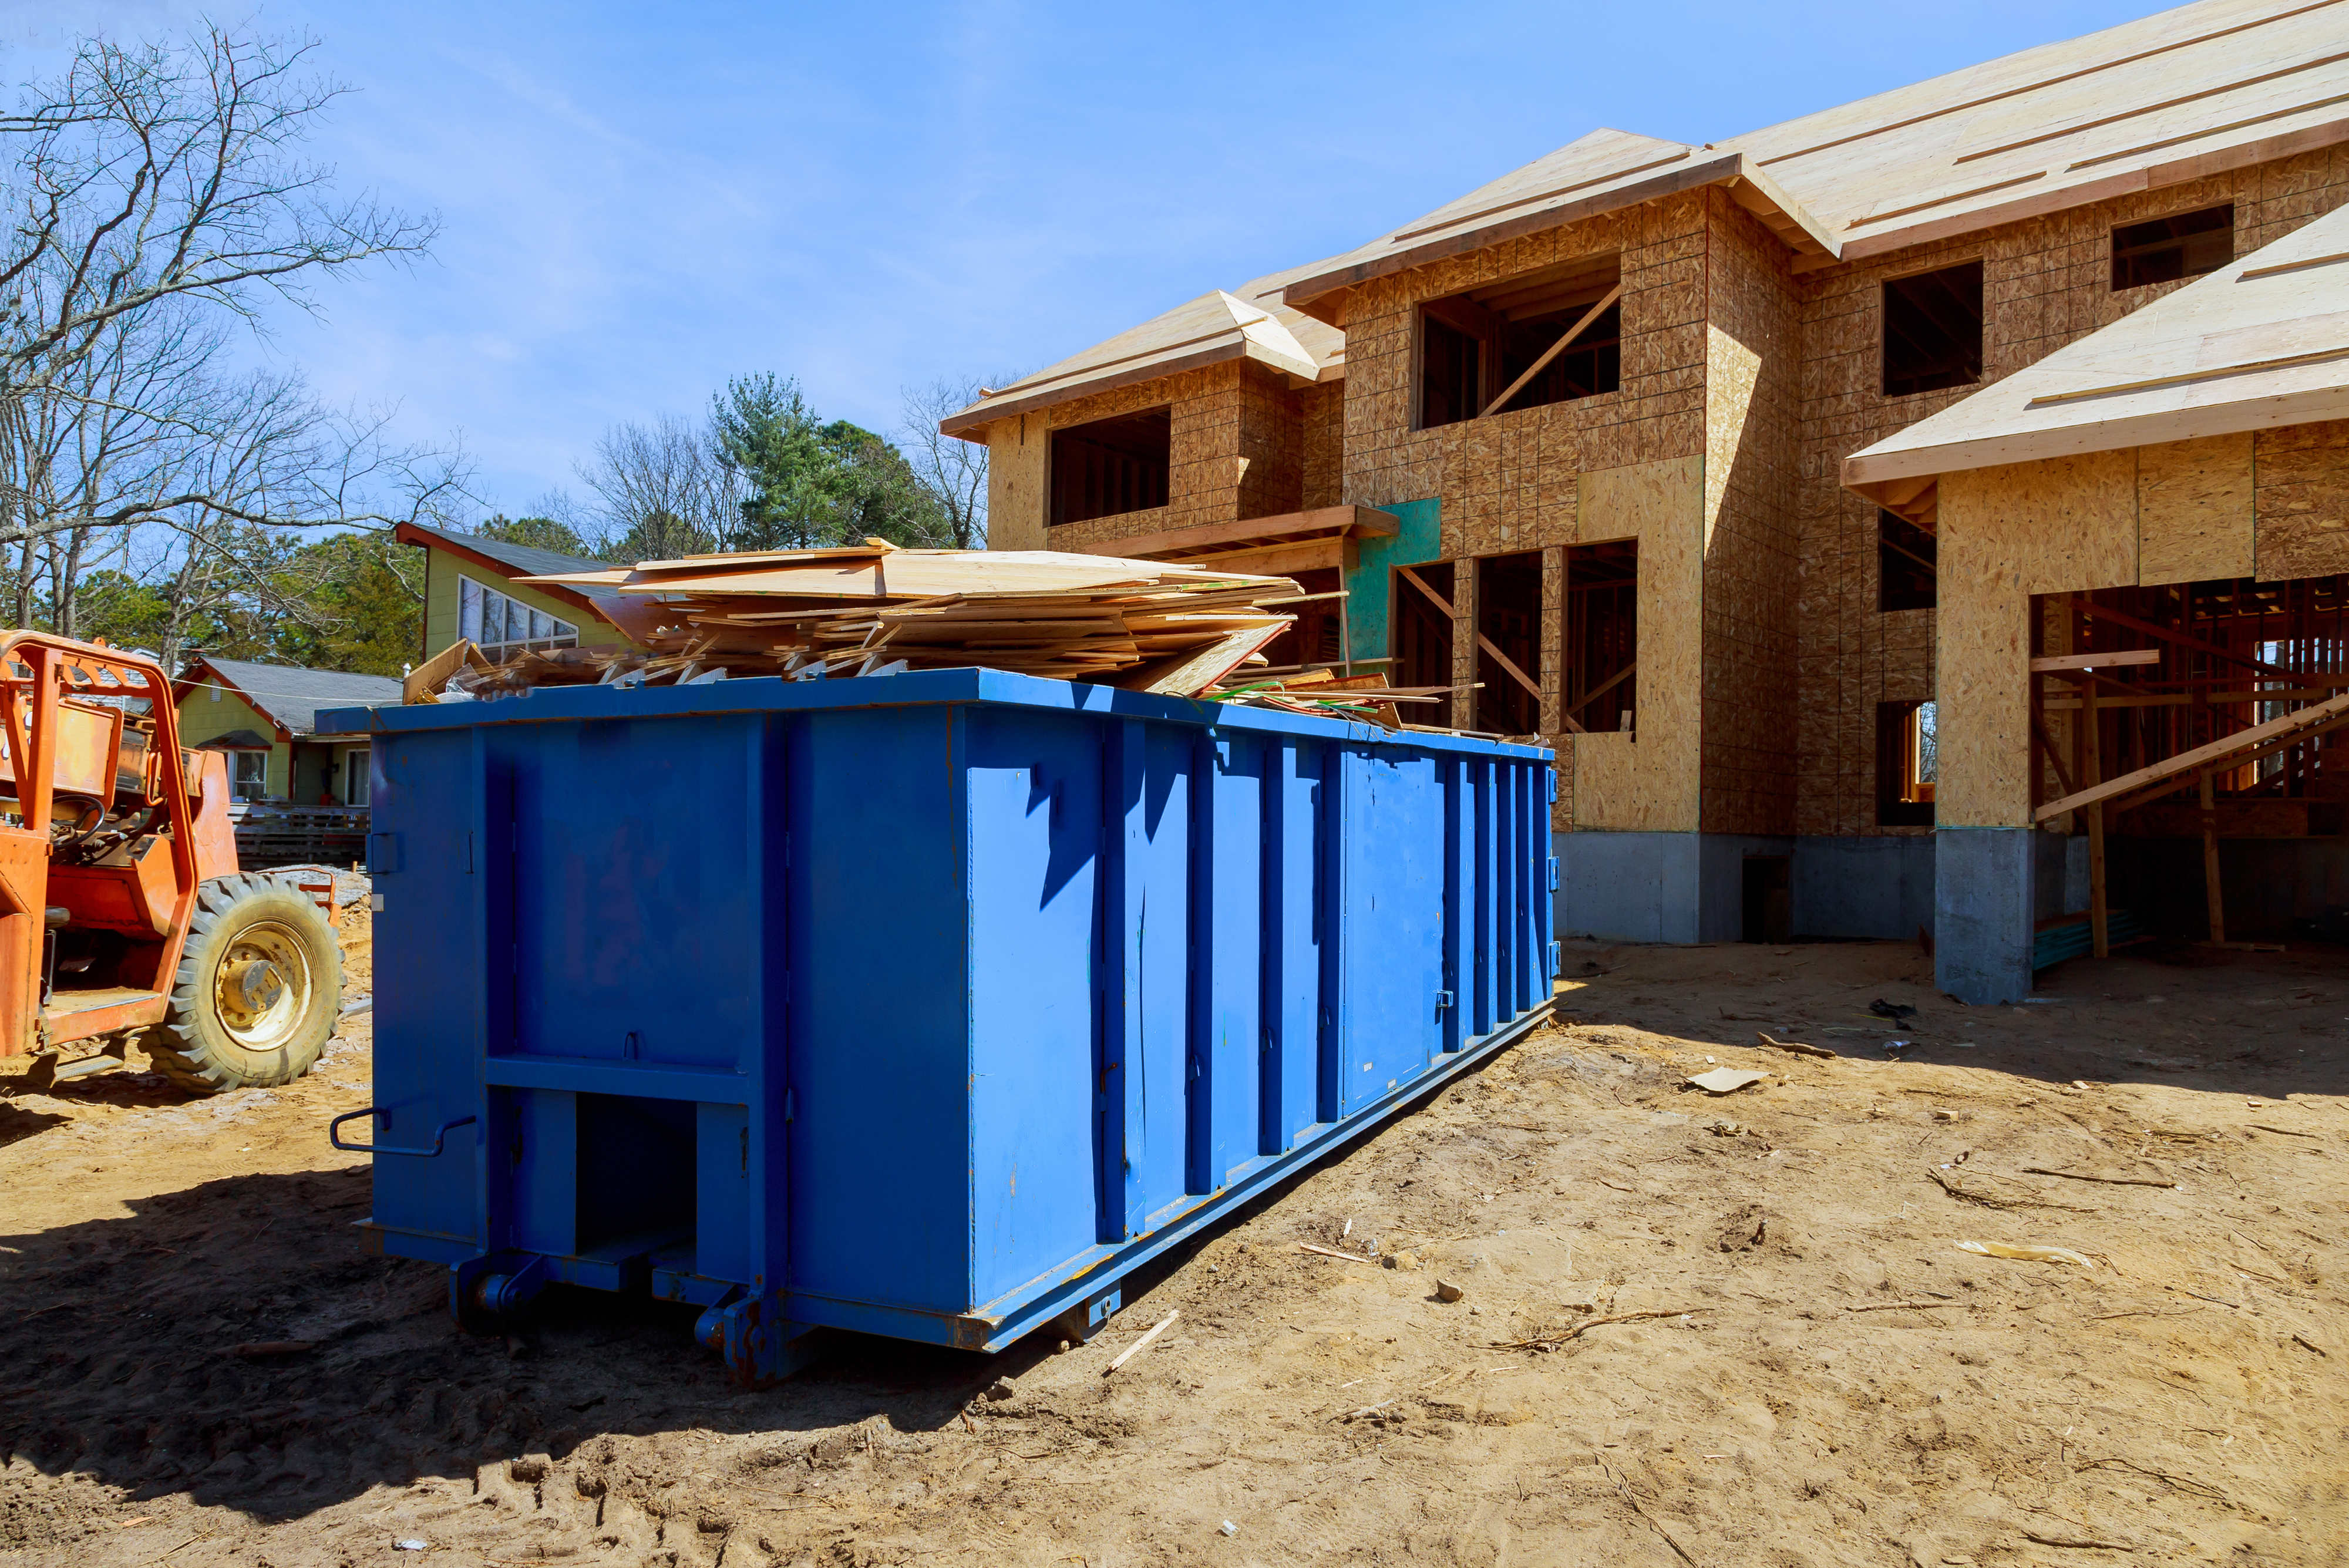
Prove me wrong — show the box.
[1842,199,2349,493]
[939,264,1344,438]
[1278,0,2349,314]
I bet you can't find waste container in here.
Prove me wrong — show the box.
[320,668,1557,1382]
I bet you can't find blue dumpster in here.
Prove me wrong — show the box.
[319,668,1557,1382]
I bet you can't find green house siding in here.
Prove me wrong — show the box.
[420,548,632,661]
[176,685,290,799]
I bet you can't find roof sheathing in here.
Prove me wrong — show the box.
[1273,0,2348,311]
[1842,198,2349,490]
[940,277,1341,438]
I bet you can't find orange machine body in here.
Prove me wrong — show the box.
[0,632,237,1056]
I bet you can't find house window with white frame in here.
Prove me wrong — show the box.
[459,576,578,659]
[230,751,268,801]
[344,748,371,807]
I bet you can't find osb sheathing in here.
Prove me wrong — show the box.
[2138,432,2253,583]
[972,359,1322,554]
[2254,419,2349,579]
[1700,192,1802,837]
[1564,456,1703,834]
[1299,381,1344,511]
[1795,142,2349,840]
[1338,190,1709,560]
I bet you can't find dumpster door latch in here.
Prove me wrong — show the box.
[1433,989,1455,1016]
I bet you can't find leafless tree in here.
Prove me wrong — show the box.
[574,415,738,562]
[0,19,449,595]
[898,376,997,549]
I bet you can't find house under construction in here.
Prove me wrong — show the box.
[942,0,2349,1002]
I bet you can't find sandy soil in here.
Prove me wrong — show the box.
[2,914,2344,1566]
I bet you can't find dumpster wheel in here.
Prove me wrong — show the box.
[149,874,342,1096]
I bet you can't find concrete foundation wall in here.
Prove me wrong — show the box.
[1935,827,2035,1005]
[1790,835,1935,940]
[1556,831,1797,944]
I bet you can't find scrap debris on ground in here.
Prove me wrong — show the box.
[400,543,1475,725]
[2,925,2343,1565]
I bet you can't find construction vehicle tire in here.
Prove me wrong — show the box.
[149,873,342,1096]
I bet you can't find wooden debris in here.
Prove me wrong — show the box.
[1295,1242,1375,1264]
[1756,1031,1835,1059]
[1493,1307,1705,1350]
[1103,1310,1178,1375]
[2021,1167,2181,1189]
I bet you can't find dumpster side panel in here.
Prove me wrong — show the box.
[1192,730,1263,1192]
[1098,720,1194,1239]
[508,717,759,1069]
[786,706,972,1314]
[1337,746,1445,1111]
[369,726,487,1250]
[965,707,1103,1307]
[1260,738,1324,1153]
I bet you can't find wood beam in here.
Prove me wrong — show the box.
[1088,504,1397,561]
[2074,598,2327,686]
[2036,688,2349,822]
[1479,284,1623,420]
[2031,648,2160,673]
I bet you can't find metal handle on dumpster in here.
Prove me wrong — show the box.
[329,1107,476,1157]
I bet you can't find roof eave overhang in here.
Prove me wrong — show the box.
[1277,150,1839,319]
[392,522,620,626]
[1842,383,2349,500]
[938,337,1325,440]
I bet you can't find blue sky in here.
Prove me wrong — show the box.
[6,0,2161,520]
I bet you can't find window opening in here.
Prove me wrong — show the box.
[1048,407,1170,527]
[1564,540,1637,734]
[231,751,267,802]
[1475,553,1544,735]
[1879,510,1937,612]
[1882,261,1983,398]
[346,748,371,808]
[1876,700,1936,826]
[1391,561,1455,690]
[2112,204,2232,290]
[460,576,579,661]
[1418,255,1620,430]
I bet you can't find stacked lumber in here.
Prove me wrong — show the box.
[443,543,1317,699]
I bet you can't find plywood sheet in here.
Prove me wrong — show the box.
[2254,419,2349,578]
[988,418,1048,552]
[2138,432,2252,585]
[1571,453,1702,832]
[1933,466,2035,829]
[2008,451,2139,595]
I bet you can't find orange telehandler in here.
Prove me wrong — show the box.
[0,631,341,1094]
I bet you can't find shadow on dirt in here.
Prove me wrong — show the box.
[0,1166,1042,1523]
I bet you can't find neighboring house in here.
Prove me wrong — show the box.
[174,657,403,804]
[941,0,2349,998]
[394,521,641,663]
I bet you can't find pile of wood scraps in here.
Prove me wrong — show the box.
[408,542,1311,699]
[1204,669,1462,728]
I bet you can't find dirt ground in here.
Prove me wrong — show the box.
[2,911,2344,1567]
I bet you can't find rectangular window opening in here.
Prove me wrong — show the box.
[1565,540,1637,735]
[1741,856,1792,944]
[346,748,371,808]
[1048,407,1170,527]
[1418,255,1620,430]
[1882,260,1983,398]
[2112,204,2232,290]
[1390,560,1455,691]
[1475,553,1544,736]
[1876,699,1936,826]
[1879,509,1937,613]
